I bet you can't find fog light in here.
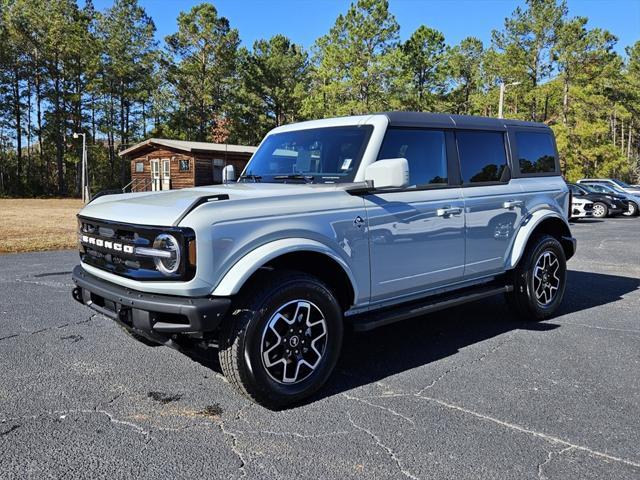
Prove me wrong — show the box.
[152,234,181,275]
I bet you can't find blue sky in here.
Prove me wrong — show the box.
[90,0,639,54]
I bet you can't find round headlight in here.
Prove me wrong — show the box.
[153,234,181,275]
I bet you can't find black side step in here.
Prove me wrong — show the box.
[349,283,514,332]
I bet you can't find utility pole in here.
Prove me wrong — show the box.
[498,81,521,119]
[74,132,89,203]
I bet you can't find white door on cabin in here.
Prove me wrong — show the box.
[161,159,171,190]
[150,159,161,191]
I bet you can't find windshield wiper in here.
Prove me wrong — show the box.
[273,174,315,184]
[239,174,262,182]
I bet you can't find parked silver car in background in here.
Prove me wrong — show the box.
[72,112,576,408]
[577,178,640,195]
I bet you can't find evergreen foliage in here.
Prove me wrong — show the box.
[0,0,638,196]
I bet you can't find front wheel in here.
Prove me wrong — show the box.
[218,270,343,409]
[592,202,608,218]
[622,201,639,217]
[506,234,567,321]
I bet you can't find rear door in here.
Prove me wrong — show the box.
[457,130,523,278]
[365,128,465,304]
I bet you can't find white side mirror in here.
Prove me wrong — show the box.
[364,158,409,190]
[222,165,235,183]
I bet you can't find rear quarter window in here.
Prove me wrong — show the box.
[516,131,557,174]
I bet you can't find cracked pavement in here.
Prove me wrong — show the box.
[1,217,639,479]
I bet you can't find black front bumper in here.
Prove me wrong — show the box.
[72,265,231,340]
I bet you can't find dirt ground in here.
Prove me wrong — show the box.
[0,198,83,254]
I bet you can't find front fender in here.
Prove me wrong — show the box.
[211,238,359,299]
[507,210,571,269]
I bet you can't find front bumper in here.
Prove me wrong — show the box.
[71,265,231,340]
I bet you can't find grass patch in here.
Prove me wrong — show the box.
[0,198,83,254]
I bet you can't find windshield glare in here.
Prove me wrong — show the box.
[241,126,373,183]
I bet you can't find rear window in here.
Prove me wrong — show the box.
[516,131,557,174]
[456,131,508,184]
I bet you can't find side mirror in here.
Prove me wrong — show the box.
[364,158,409,190]
[222,165,235,183]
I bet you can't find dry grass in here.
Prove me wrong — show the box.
[0,198,83,254]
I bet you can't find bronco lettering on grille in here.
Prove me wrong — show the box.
[81,235,134,254]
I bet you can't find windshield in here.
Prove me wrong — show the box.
[612,179,631,188]
[586,183,620,195]
[240,126,373,183]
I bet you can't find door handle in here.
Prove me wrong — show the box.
[503,200,524,210]
[436,206,463,217]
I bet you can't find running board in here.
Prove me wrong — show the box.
[349,283,513,332]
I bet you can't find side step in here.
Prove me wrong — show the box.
[349,283,514,332]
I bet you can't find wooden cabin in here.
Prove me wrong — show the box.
[119,138,257,192]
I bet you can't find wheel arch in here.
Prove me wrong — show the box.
[508,211,574,269]
[211,238,358,310]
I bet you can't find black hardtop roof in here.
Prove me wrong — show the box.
[379,111,549,130]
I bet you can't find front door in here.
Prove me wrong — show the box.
[150,159,161,191]
[161,159,171,190]
[455,130,522,278]
[365,128,465,304]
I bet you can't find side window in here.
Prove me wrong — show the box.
[377,129,448,187]
[456,131,508,184]
[516,131,557,174]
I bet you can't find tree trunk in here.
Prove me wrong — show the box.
[119,79,127,185]
[34,51,45,186]
[12,69,22,184]
[54,55,65,195]
[562,76,569,126]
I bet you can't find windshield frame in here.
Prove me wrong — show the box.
[240,125,374,184]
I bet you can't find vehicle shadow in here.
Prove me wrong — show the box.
[315,269,640,405]
[570,219,604,224]
[181,270,639,408]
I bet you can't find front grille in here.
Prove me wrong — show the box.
[78,216,195,281]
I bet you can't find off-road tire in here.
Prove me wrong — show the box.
[218,270,343,409]
[506,234,567,321]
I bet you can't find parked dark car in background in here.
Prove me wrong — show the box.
[567,183,628,218]
[578,181,640,217]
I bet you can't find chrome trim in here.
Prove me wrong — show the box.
[134,247,173,259]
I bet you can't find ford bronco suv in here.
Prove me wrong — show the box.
[72,112,576,408]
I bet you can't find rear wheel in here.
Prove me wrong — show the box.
[592,202,608,218]
[506,234,567,321]
[218,270,343,409]
[623,201,639,217]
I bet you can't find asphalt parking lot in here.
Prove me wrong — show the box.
[1,217,639,479]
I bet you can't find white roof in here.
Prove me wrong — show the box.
[119,138,257,157]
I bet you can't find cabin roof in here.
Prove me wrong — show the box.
[119,138,258,158]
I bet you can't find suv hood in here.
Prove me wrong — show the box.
[79,183,342,226]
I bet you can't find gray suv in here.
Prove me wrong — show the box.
[72,112,576,408]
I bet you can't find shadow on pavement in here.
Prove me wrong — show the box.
[180,270,640,408]
[316,270,640,405]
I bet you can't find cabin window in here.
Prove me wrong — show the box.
[179,159,190,172]
[135,162,144,173]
